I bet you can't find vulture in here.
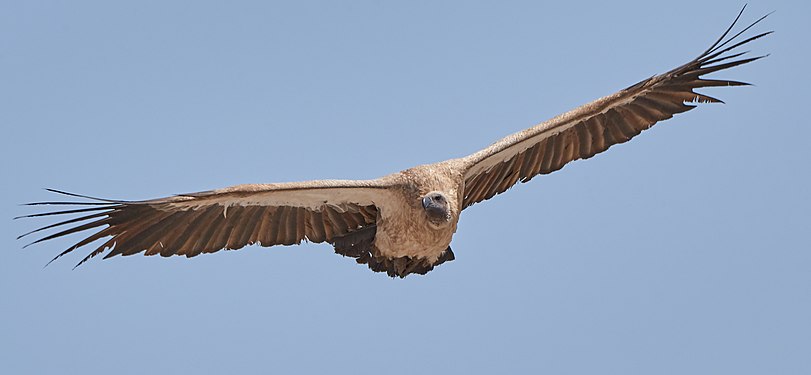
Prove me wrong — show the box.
[18,8,770,278]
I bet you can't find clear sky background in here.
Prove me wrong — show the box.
[2,1,809,374]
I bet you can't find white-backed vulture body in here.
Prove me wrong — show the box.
[17,8,771,277]
[373,162,463,262]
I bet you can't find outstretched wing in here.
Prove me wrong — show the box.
[460,7,770,209]
[18,180,393,267]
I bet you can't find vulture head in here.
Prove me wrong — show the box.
[422,191,452,227]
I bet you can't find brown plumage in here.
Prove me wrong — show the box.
[18,8,770,277]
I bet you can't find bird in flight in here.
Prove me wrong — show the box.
[18,7,771,278]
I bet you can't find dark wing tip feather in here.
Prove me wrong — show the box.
[691,55,767,78]
[659,7,770,83]
[16,211,109,240]
[21,217,111,249]
[20,201,113,207]
[700,4,748,56]
[701,8,771,62]
[701,5,772,53]
[658,7,770,105]
[700,31,773,67]
[14,206,117,220]
[17,189,125,219]
[72,239,117,269]
[17,189,128,267]
[43,188,128,203]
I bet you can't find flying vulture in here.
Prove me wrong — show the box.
[18,8,771,277]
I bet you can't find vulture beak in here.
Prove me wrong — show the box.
[422,196,433,209]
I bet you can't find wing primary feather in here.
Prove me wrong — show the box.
[706,12,773,57]
[22,201,114,206]
[631,97,673,119]
[700,31,773,64]
[666,78,750,89]
[15,206,116,219]
[697,51,750,67]
[643,92,695,113]
[23,217,111,249]
[705,78,751,86]
[102,210,178,258]
[690,55,767,78]
[43,188,127,203]
[17,211,111,240]
[132,211,193,256]
[73,237,117,269]
[45,228,115,268]
[700,4,747,56]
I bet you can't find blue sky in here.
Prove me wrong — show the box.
[2,1,809,374]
